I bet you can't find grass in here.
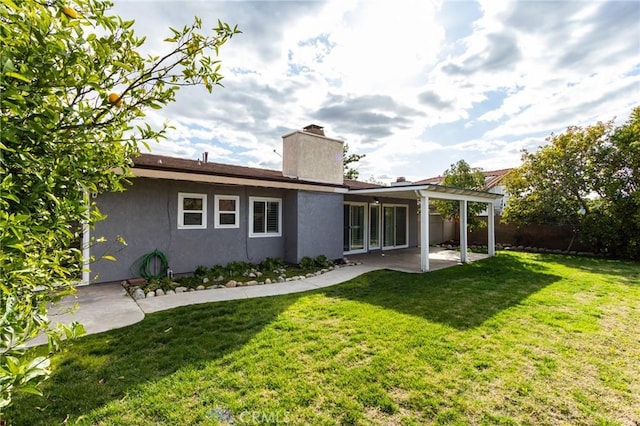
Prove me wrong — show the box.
[7,252,640,425]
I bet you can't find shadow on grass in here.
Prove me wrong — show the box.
[7,294,301,425]
[323,253,560,330]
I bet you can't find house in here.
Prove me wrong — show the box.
[87,125,502,284]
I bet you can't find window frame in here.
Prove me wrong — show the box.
[214,195,240,229]
[177,192,207,229]
[381,203,409,249]
[249,196,282,238]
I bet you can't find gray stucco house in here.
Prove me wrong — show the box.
[87,125,501,284]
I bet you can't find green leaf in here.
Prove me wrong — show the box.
[4,71,30,82]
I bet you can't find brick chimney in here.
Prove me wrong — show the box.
[282,124,344,185]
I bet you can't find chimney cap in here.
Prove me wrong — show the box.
[303,124,325,136]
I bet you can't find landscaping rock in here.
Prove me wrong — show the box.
[155,289,165,297]
[225,280,237,288]
[131,288,145,300]
[196,285,205,290]
[175,286,187,293]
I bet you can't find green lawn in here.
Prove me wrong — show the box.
[7,252,640,425]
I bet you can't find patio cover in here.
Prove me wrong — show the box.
[347,184,503,272]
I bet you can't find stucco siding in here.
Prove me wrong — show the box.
[91,178,287,283]
[295,191,343,261]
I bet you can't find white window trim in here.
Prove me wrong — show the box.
[178,192,207,229]
[214,195,240,229]
[249,196,282,238]
[382,203,409,250]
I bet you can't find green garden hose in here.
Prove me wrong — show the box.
[139,249,169,280]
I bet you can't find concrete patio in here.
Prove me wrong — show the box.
[347,246,489,273]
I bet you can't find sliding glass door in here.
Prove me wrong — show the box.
[382,205,408,249]
[344,203,367,253]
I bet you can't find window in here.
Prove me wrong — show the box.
[383,204,408,248]
[214,195,239,229]
[249,197,281,237]
[178,193,207,229]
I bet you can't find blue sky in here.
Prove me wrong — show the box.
[113,0,640,183]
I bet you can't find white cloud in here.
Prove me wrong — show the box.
[113,0,639,181]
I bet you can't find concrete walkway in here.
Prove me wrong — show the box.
[136,263,379,313]
[27,248,487,346]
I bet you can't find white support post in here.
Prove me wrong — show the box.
[459,200,468,263]
[487,202,495,257]
[81,191,91,285]
[420,195,430,272]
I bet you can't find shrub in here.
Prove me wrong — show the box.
[194,265,208,278]
[259,257,286,272]
[299,256,316,269]
[315,255,332,268]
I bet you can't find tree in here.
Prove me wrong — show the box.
[432,160,487,230]
[502,107,640,258]
[0,0,239,411]
[343,143,365,179]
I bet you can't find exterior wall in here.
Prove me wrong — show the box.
[294,191,343,261]
[344,195,418,249]
[282,131,344,185]
[91,178,287,283]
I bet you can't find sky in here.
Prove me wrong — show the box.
[112,0,640,184]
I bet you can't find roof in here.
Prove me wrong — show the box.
[414,168,512,190]
[132,153,347,189]
[130,153,502,202]
[343,179,385,190]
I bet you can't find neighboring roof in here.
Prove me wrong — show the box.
[132,153,348,191]
[414,168,512,190]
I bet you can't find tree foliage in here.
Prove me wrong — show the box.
[343,143,365,179]
[502,107,640,258]
[0,0,239,411]
[432,160,487,230]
